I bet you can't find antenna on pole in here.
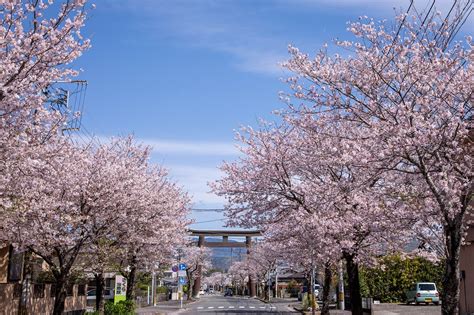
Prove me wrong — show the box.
[45,80,88,134]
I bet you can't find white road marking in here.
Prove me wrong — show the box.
[259,306,265,309]
[228,306,235,309]
[218,306,224,309]
[249,306,255,309]
[239,306,245,309]
[208,306,214,309]
[197,307,204,309]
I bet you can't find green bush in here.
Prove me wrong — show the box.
[156,286,168,294]
[104,300,135,315]
[359,254,444,303]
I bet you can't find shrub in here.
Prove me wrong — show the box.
[156,286,168,294]
[104,300,135,315]
[359,254,444,303]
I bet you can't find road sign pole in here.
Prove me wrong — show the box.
[151,271,156,306]
[338,260,345,310]
[177,261,186,309]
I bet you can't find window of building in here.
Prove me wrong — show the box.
[13,283,22,299]
[66,284,74,297]
[7,248,24,282]
[33,283,45,298]
[50,284,57,297]
[77,284,86,296]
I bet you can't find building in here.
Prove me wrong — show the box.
[0,244,87,315]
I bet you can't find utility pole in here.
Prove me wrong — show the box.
[275,267,279,299]
[338,260,345,310]
[151,271,156,306]
[178,252,183,309]
[267,271,271,302]
[310,250,316,315]
[311,266,316,315]
[147,285,150,305]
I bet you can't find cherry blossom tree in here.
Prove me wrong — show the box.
[2,136,190,314]
[243,241,282,300]
[81,137,189,312]
[213,120,412,314]
[1,0,91,233]
[203,272,231,291]
[264,216,338,315]
[2,137,127,315]
[105,141,190,302]
[227,260,250,295]
[282,2,473,313]
[182,246,212,299]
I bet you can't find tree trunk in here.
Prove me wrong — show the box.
[52,277,68,315]
[441,220,462,315]
[321,262,332,315]
[193,265,202,298]
[125,264,137,301]
[344,253,362,315]
[94,272,106,314]
[18,250,32,315]
[186,269,194,300]
[189,278,194,300]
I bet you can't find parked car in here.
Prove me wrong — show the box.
[86,288,114,300]
[405,282,440,305]
[198,290,205,295]
[224,289,233,297]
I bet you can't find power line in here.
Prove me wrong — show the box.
[191,208,226,212]
[192,218,227,224]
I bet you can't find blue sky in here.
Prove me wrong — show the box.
[73,0,467,229]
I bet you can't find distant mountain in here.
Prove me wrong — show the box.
[195,237,246,271]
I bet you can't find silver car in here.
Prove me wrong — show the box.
[405,282,440,305]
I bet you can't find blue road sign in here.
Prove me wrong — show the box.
[179,263,186,271]
[179,277,186,284]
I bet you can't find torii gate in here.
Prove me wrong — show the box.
[188,229,261,297]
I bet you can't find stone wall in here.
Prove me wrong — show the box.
[0,283,87,315]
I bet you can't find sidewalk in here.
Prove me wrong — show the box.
[258,297,301,312]
[136,299,196,315]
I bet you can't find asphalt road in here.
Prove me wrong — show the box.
[179,295,299,314]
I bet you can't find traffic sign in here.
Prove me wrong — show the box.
[172,265,178,272]
[179,277,186,284]
[178,270,186,277]
[179,263,187,271]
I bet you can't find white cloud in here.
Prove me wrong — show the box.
[140,138,238,156]
[83,135,236,205]
[112,0,472,76]
[165,164,226,207]
[91,135,238,156]
[111,0,289,76]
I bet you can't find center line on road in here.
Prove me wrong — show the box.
[208,306,214,309]
[239,306,245,308]
[259,306,265,309]
[197,307,203,309]
[228,306,235,309]
[249,306,255,309]
[218,306,224,309]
